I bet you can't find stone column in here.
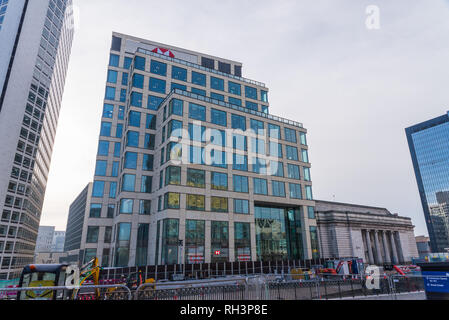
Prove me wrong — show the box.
[381,231,391,264]
[364,230,374,264]
[394,232,405,264]
[374,231,383,265]
[390,231,399,265]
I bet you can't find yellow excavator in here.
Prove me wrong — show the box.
[16,258,155,300]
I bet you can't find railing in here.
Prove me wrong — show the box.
[160,89,304,128]
[0,275,436,300]
[0,284,132,300]
[137,48,266,88]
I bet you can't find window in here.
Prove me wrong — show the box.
[107,70,118,83]
[165,166,181,185]
[231,114,246,131]
[192,71,206,86]
[210,108,227,127]
[269,142,283,158]
[172,66,187,81]
[284,128,297,143]
[228,81,241,95]
[122,174,136,192]
[89,204,102,218]
[118,106,125,120]
[211,197,228,212]
[304,167,311,181]
[114,142,121,157]
[149,77,166,94]
[253,178,268,195]
[116,124,123,138]
[109,54,119,67]
[289,183,302,199]
[187,194,205,211]
[210,128,226,147]
[286,146,299,161]
[95,160,107,176]
[109,182,117,199]
[189,103,206,121]
[245,86,257,100]
[132,73,144,89]
[229,97,242,106]
[305,186,313,200]
[141,176,152,193]
[211,77,224,91]
[168,119,183,138]
[134,56,146,71]
[211,92,224,101]
[171,82,186,91]
[86,227,99,243]
[126,131,139,147]
[251,138,265,155]
[218,61,231,74]
[288,164,300,180]
[148,95,164,110]
[130,91,143,107]
[250,119,265,136]
[272,181,286,197]
[191,87,206,96]
[105,226,113,242]
[143,154,154,171]
[120,199,134,214]
[301,149,309,163]
[128,111,141,127]
[300,132,307,145]
[202,57,215,69]
[187,169,205,188]
[251,156,266,175]
[124,57,133,69]
[105,86,115,100]
[146,114,156,130]
[150,60,167,76]
[164,193,180,209]
[270,161,284,177]
[188,123,206,142]
[169,98,183,116]
[246,101,258,111]
[261,90,268,102]
[211,172,228,190]
[100,122,111,136]
[308,206,315,219]
[139,200,151,215]
[233,175,248,193]
[124,152,137,169]
[92,181,105,197]
[144,134,155,150]
[112,162,119,177]
[233,154,248,171]
[268,123,281,139]
[233,134,247,151]
[234,199,249,214]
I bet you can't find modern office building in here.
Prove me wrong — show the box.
[78,32,316,267]
[406,112,449,252]
[0,0,74,279]
[415,235,431,258]
[63,183,92,264]
[34,226,65,253]
[315,200,419,265]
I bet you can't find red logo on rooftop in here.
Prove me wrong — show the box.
[151,47,175,58]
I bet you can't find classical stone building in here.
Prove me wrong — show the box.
[315,200,419,265]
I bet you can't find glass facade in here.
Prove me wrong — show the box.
[255,206,304,261]
[406,113,449,251]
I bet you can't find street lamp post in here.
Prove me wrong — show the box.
[178,240,184,275]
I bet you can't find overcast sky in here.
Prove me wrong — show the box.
[40,0,449,235]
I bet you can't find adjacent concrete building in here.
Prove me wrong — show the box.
[77,33,316,267]
[315,200,419,265]
[0,0,74,279]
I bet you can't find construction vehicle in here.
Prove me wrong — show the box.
[16,258,101,300]
[317,259,364,278]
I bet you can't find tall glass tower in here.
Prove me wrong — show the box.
[0,0,74,280]
[76,33,316,268]
[406,112,449,253]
